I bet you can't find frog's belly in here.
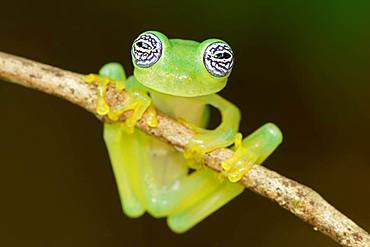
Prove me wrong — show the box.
[150,90,208,127]
[139,90,207,216]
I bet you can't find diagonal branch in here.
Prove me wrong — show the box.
[0,51,369,247]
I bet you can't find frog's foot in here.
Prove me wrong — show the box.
[108,89,153,134]
[85,63,156,134]
[85,74,116,115]
[184,128,241,165]
[222,123,283,182]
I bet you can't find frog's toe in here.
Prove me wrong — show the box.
[110,95,151,133]
[184,139,220,166]
[222,123,283,182]
[184,130,240,165]
[85,64,154,133]
[183,142,207,165]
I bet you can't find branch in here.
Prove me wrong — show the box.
[0,51,369,246]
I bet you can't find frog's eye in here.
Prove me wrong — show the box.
[203,42,234,77]
[131,33,163,68]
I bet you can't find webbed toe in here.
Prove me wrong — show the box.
[222,123,283,182]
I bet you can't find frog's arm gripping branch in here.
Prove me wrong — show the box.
[0,51,369,247]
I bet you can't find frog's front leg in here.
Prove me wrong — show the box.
[89,63,155,217]
[222,123,283,182]
[184,94,241,162]
[86,63,155,133]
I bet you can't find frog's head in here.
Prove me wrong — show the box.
[131,31,234,97]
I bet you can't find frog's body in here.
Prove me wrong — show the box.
[103,74,244,233]
[90,31,283,233]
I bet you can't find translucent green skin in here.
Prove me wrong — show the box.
[134,31,228,97]
[101,31,283,233]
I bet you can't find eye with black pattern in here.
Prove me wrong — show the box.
[131,33,163,68]
[203,42,234,77]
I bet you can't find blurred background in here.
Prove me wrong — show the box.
[0,0,369,246]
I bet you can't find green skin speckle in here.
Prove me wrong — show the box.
[97,31,283,233]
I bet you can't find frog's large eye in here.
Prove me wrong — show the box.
[131,32,163,68]
[203,42,234,77]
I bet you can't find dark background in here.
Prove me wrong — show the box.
[0,0,369,246]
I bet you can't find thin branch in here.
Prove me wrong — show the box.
[0,51,369,247]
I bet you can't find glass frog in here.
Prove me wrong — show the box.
[86,31,283,233]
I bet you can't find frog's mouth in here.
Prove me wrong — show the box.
[134,71,227,97]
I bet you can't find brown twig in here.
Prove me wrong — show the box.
[0,51,369,246]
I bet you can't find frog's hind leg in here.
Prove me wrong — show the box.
[165,168,244,233]
[137,131,189,218]
[104,124,145,217]
[100,63,145,217]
